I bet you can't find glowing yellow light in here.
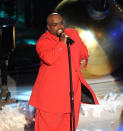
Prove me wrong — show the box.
[79,30,96,47]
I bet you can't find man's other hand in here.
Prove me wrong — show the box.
[80,59,87,68]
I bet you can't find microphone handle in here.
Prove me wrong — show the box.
[58,33,75,44]
[65,35,75,44]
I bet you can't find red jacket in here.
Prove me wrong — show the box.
[29,28,99,113]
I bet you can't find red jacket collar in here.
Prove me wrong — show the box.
[46,31,59,41]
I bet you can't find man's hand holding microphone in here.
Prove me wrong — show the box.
[57,29,74,44]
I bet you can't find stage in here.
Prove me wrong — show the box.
[0,70,123,131]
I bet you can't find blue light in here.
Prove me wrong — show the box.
[17,16,25,24]
[112,32,118,37]
[118,126,123,131]
[0,11,8,18]
[24,39,37,45]
[109,24,123,40]
[120,25,123,31]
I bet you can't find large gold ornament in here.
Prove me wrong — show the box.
[55,0,123,78]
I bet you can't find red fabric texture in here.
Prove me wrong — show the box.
[35,100,80,131]
[35,110,71,131]
[29,28,99,113]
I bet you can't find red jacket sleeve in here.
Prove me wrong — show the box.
[75,30,88,69]
[80,42,88,69]
[36,38,67,65]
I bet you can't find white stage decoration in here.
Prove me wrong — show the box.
[0,106,25,131]
[0,93,122,131]
[0,102,35,131]
[77,93,123,131]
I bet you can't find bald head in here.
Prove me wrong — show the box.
[47,13,62,25]
[46,13,64,36]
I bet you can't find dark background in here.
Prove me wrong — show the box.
[0,0,63,74]
[0,0,123,74]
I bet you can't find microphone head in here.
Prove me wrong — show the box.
[56,28,64,37]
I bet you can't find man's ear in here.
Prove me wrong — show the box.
[47,25,50,31]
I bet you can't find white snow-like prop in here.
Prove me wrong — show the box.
[16,102,35,126]
[0,93,122,131]
[80,93,123,117]
[77,93,123,131]
[0,102,35,131]
[0,106,25,131]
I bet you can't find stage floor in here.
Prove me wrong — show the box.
[0,72,123,131]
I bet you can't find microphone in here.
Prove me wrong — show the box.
[64,34,75,44]
[57,29,75,44]
[58,33,75,44]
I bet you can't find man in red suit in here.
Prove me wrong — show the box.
[29,13,99,131]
